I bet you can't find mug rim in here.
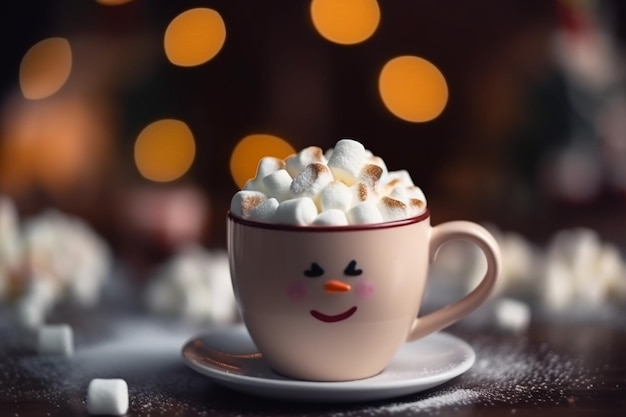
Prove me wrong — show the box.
[228,209,430,231]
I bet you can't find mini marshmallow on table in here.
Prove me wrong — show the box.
[87,378,129,416]
[37,324,74,356]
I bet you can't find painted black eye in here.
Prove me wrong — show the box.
[344,260,362,276]
[304,262,324,277]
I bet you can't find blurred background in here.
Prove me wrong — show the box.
[1,0,626,274]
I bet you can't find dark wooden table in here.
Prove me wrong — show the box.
[1,300,624,417]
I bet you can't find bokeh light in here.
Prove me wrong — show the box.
[310,0,380,45]
[134,119,196,182]
[378,55,449,123]
[95,0,133,5]
[230,134,296,189]
[19,37,72,100]
[164,8,226,67]
[0,95,112,196]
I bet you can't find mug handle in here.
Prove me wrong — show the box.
[407,221,501,341]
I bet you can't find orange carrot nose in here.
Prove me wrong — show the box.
[324,280,351,293]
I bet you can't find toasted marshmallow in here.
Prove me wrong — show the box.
[248,198,279,222]
[320,181,352,213]
[390,185,426,203]
[357,164,384,191]
[347,202,383,225]
[312,209,349,226]
[262,169,293,202]
[382,170,415,194]
[378,196,410,222]
[285,146,326,178]
[327,139,368,186]
[290,162,333,199]
[389,186,427,217]
[230,191,266,219]
[367,155,388,176]
[274,198,318,225]
[350,182,377,206]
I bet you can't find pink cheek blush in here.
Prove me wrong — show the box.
[356,280,375,300]
[286,281,308,303]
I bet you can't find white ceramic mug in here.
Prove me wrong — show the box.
[228,209,500,381]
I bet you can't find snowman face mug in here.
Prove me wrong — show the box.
[227,210,500,381]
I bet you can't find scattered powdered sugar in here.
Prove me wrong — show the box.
[330,389,484,416]
[327,336,593,416]
[2,316,597,416]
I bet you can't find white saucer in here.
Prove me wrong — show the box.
[181,325,475,402]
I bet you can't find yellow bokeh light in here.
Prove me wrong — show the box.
[378,55,449,123]
[310,0,380,45]
[164,8,226,67]
[95,0,133,5]
[20,37,72,100]
[230,134,296,189]
[134,119,196,182]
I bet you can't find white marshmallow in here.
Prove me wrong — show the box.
[347,202,383,225]
[312,209,349,226]
[320,181,352,212]
[15,300,46,328]
[256,156,286,179]
[599,245,626,300]
[274,198,318,225]
[285,146,326,178]
[244,157,286,193]
[327,139,368,185]
[243,177,265,193]
[247,198,280,223]
[87,378,129,416]
[146,247,236,322]
[0,197,22,279]
[494,298,531,333]
[542,257,574,311]
[289,163,333,199]
[262,169,293,202]
[378,196,410,222]
[37,324,74,356]
[230,190,267,219]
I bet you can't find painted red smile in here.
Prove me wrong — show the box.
[310,306,357,323]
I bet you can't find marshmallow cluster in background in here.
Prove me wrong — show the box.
[146,246,237,323]
[432,225,626,332]
[0,196,113,327]
[230,139,427,226]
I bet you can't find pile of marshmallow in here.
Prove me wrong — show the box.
[433,225,626,332]
[0,196,112,327]
[145,245,237,323]
[231,139,427,226]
